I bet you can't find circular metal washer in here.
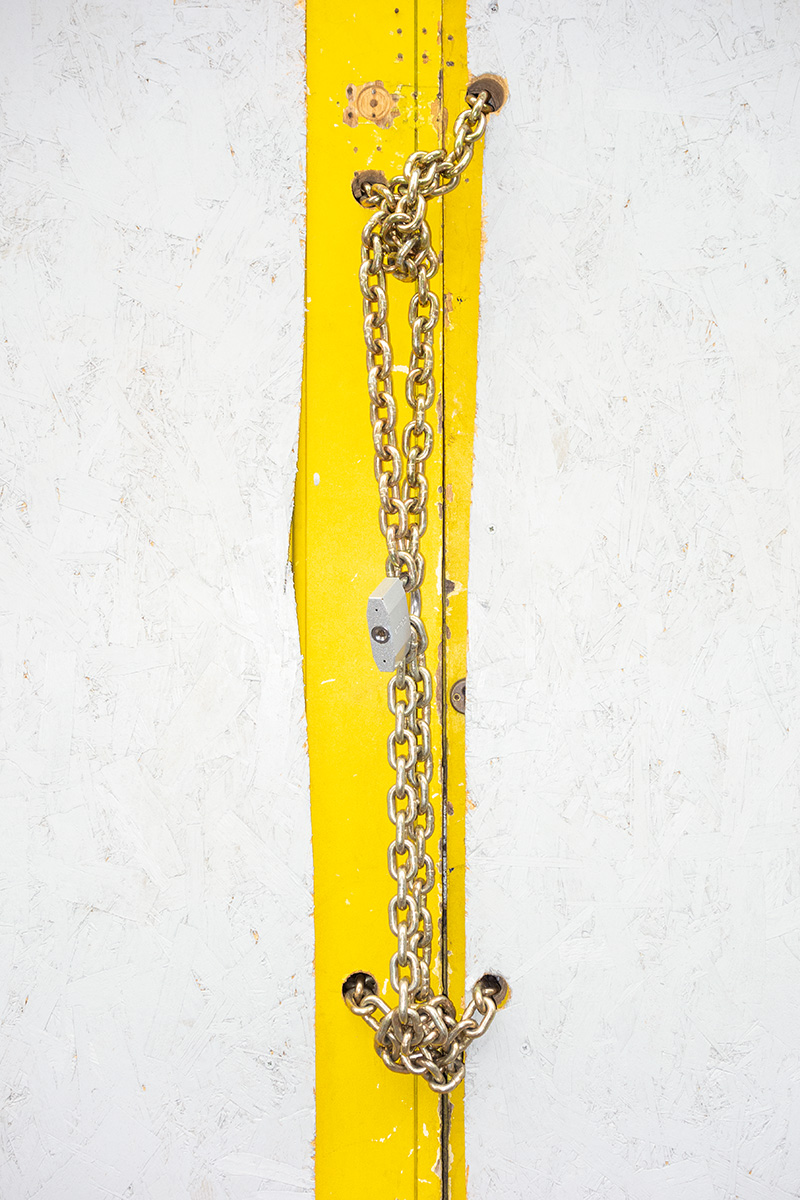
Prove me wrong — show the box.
[450,677,466,714]
[466,73,508,113]
[351,169,387,205]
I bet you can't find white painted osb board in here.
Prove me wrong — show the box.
[466,1,800,1196]
[4,0,800,1194]
[0,2,312,1197]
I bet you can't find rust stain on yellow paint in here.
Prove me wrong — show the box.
[430,95,449,139]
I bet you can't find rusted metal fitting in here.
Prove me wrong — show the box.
[477,973,509,1007]
[352,169,387,205]
[450,677,466,714]
[466,73,508,113]
[342,970,378,1002]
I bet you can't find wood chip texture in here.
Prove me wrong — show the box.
[465,2,800,1197]
[0,2,313,1196]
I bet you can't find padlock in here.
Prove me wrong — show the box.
[367,577,411,672]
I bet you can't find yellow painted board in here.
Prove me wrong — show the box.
[295,1,488,1194]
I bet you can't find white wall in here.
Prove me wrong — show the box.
[0,2,312,1197]
[466,2,800,1196]
[4,0,799,1195]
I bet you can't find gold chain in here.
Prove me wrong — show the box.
[343,89,505,1094]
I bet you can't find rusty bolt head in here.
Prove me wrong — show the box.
[352,169,388,205]
[450,678,466,714]
[342,970,378,1003]
[466,73,508,113]
[477,973,509,1006]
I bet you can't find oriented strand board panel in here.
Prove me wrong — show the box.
[0,2,313,1196]
[465,1,800,1196]
[299,0,492,1190]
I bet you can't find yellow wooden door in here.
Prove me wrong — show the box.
[294,2,489,1193]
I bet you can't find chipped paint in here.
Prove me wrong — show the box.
[431,95,449,140]
[343,80,400,130]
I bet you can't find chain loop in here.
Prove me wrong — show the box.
[347,88,504,1094]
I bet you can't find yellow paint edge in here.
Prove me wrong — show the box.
[441,9,486,1198]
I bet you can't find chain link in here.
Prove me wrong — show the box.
[344,89,504,1094]
[359,91,490,601]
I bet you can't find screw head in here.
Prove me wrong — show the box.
[371,625,390,644]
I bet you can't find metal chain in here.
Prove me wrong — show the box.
[344,89,504,1094]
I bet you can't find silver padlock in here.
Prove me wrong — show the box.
[367,577,411,672]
